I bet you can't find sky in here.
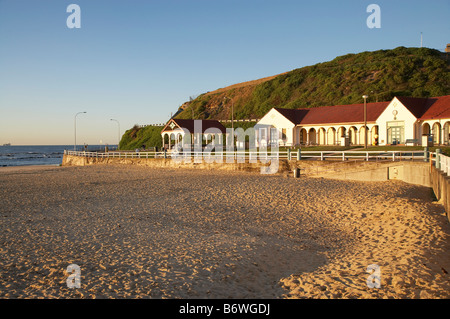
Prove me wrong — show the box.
[0,0,449,145]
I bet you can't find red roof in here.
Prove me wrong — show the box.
[395,96,429,118]
[275,101,389,126]
[273,108,309,124]
[274,95,450,126]
[412,95,450,120]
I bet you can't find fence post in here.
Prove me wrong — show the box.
[297,149,301,160]
[392,152,395,162]
[287,148,291,160]
[164,149,167,159]
[320,152,324,161]
[424,147,429,162]
[342,152,345,161]
[435,149,441,169]
[366,152,369,161]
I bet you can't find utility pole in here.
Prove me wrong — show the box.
[362,95,368,149]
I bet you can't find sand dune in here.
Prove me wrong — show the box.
[0,165,448,299]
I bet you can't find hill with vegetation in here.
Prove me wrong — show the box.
[120,46,450,150]
[119,125,164,150]
[176,47,449,120]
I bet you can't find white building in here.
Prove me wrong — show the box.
[377,96,450,146]
[161,119,226,150]
[255,95,450,147]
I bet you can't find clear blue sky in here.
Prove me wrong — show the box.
[0,0,448,145]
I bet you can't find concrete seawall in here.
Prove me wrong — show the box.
[307,161,432,187]
[63,154,448,219]
[431,166,450,220]
[62,154,431,186]
[62,154,277,173]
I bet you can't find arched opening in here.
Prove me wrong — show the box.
[443,122,450,145]
[318,128,326,145]
[175,133,183,149]
[327,127,336,145]
[308,128,317,145]
[300,128,307,145]
[337,127,346,145]
[422,123,431,136]
[163,133,170,149]
[348,126,358,145]
[432,122,441,145]
[170,133,176,149]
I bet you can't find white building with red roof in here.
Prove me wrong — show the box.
[161,119,226,150]
[255,95,450,147]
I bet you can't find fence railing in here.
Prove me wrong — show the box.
[436,153,450,176]
[65,150,427,162]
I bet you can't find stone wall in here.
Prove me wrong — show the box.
[62,154,276,173]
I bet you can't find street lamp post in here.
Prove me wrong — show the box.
[362,95,368,149]
[74,111,87,151]
[110,119,120,150]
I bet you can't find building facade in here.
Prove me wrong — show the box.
[255,95,450,147]
[161,119,226,150]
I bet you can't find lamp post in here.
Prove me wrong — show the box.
[362,95,368,149]
[74,111,87,151]
[110,119,120,150]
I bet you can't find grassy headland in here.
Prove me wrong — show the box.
[120,47,449,150]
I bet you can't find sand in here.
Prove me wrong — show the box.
[0,164,449,299]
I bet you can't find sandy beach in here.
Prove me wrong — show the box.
[0,164,449,299]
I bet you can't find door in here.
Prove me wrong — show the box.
[388,126,402,145]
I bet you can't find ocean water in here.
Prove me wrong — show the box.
[0,145,116,167]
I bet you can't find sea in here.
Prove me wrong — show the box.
[0,145,117,167]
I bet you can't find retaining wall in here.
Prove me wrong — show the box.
[62,154,277,173]
[430,166,450,221]
[62,155,430,186]
[63,154,446,218]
